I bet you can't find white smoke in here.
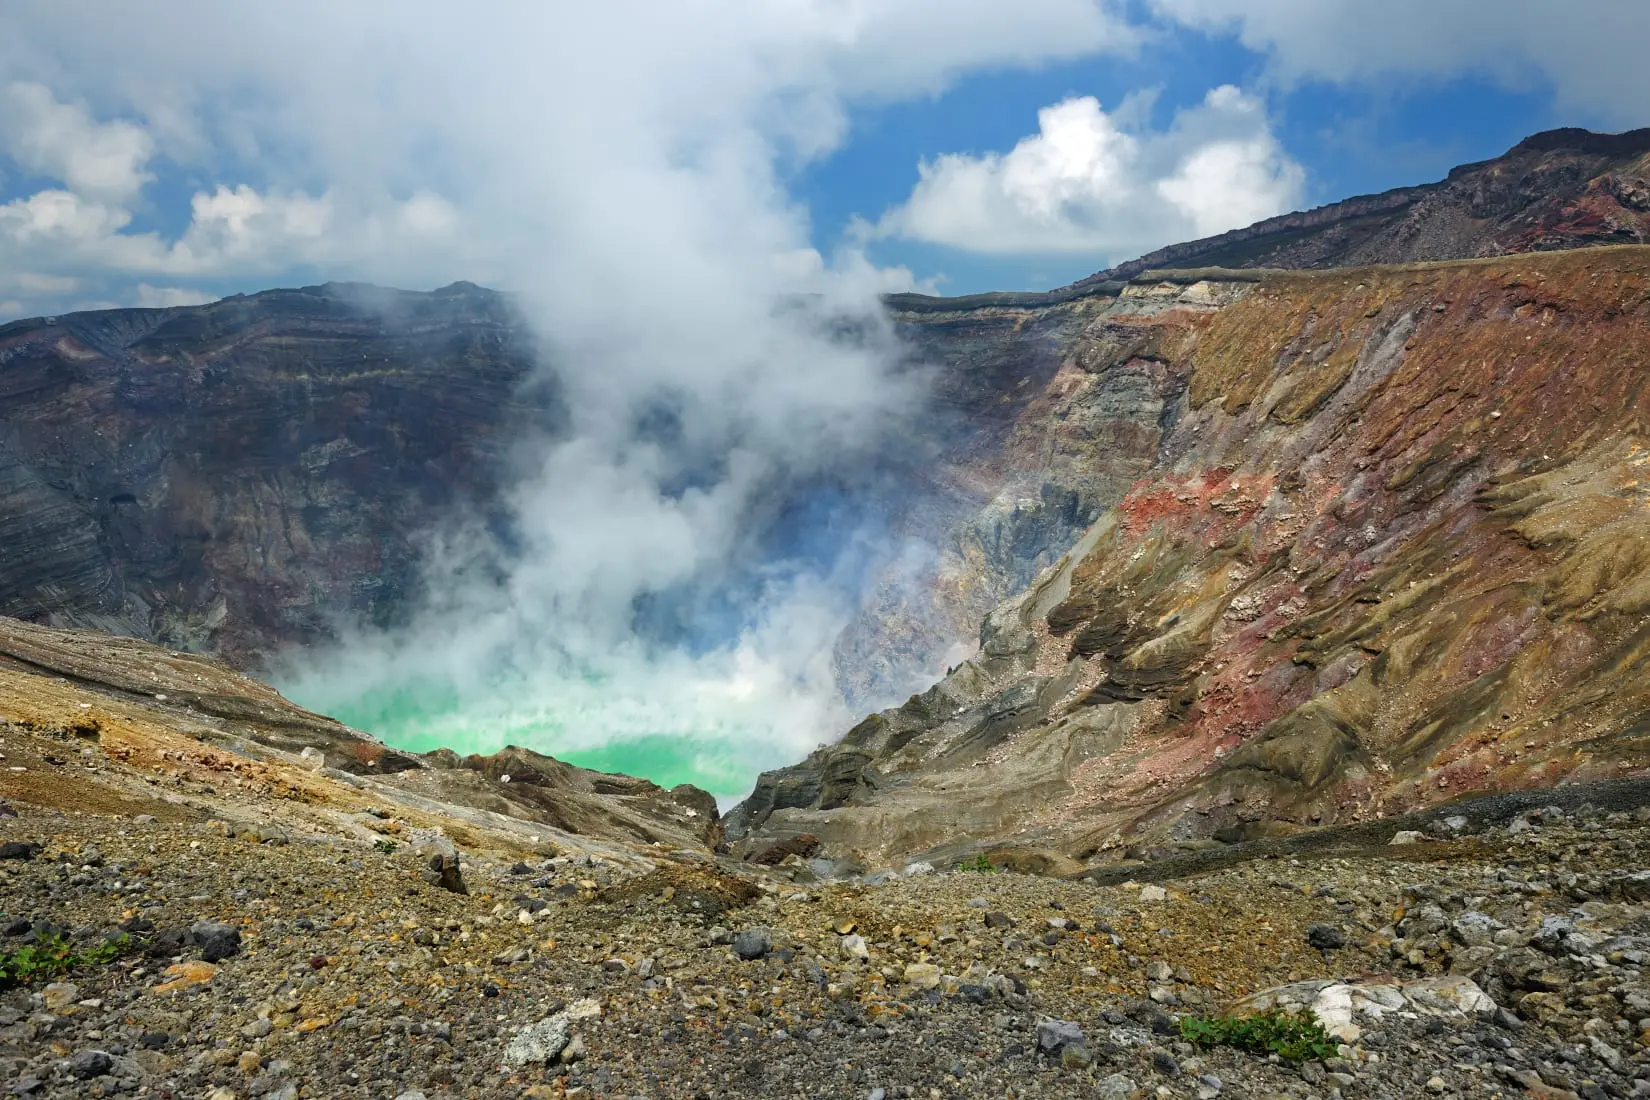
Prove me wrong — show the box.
[0,1,1140,795]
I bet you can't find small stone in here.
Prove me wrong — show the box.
[1139,885,1167,902]
[502,1014,572,1067]
[237,1051,262,1073]
[1306,924,1346,950]
[152,960,218,993]
[416,840,467,894]
[841,933,869,961]
[565,998,603,1020]
[903,962,942,989]
[1389,830,1424,845]
[1426,1076,1446,1092]
[190,921,242,962]
[1196,1073,1223,1099]
[1152,1049,1180,1076]
[41,982,78,1011]
[1095,1074,1140,1100]
[0,841,38,861]
[733,928,772,960]
[984,911,1014,930]
[68,1049,114,1079]
[1146,961,1173,982]
[1037,1017,1084,1055]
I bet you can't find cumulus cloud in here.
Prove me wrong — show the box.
[1153,0,1650,128]
[0,82,153,202]
[0,0,1142,794]
[873,85,1304,256]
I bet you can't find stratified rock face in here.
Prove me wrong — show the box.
[0,281,548,664]
[0,613,720,854]
[733,247,1650,865]
[3,130,1647,716]
[844,129,1650,705]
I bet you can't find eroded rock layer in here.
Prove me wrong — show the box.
[736,246,1650,867]
[0,281,546,664]
[0,614,718,855]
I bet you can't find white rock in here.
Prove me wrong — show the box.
[565,997,603,1020]
[1139,885,1168,902]
[501,1013,570,1067]
[1231,975,1495,1043]
[1389,830,1425,845]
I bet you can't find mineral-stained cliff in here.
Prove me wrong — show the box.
[0,281,548,665]
[839,127,1650,704]
[5,129,1649,718]
[734,246,1650,868]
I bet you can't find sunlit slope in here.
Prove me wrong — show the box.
[734,247,1650,863]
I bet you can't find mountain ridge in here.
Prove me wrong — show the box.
[736,244,1650,869]
[886,125,1650,314]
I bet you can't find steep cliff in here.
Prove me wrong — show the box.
[4,129,1648,721]
[0,282,547,665]
[840,128,1650,705]
[734,246,1650,868]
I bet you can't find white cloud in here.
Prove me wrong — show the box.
[1153,0,1650,128]
[0,188,132,246]
[0,0,1146,792]
[134,283,215,308]
[13,272,78,293]
[0,82,153,202]
[873,85,1304,256]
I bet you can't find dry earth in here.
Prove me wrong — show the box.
[1,642,1650,1100]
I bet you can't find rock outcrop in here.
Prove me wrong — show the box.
[6,129,1649,718]
[844,127,1650,703]
[735,246,1650,866]
[0,281,547,665]
[0,614,719,856]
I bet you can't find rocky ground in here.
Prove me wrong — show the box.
[2,616,1649,1099]
[5,781,1650,1099]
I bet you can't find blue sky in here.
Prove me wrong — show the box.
[800,49,1562,293]
[0,1,1643,316]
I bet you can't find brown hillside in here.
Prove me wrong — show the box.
[735,246,1650,865]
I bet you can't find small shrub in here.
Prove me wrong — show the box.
[0,931,134,990]
[953,853,998,873]
[374,839,398,855]
[1178,1010,1337,1063]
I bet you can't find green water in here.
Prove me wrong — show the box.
[288,666,787,800]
